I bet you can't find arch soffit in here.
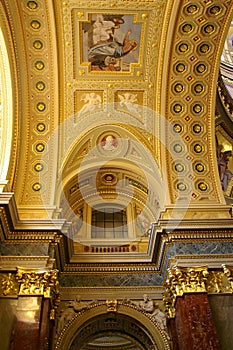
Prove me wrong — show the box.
[55,124,163,205]
[161,0,233,205]
[0,2,19,191]
[59,124,161,175]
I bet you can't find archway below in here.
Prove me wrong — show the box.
[69,312,153,350]
[55,303,170,350]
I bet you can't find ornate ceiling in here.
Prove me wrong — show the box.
[1,4,233,350]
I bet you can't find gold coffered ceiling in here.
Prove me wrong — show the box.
[1,0,233,227]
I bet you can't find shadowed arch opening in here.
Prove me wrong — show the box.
[55,303,170,350]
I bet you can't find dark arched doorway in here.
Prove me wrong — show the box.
[54,302,170,350]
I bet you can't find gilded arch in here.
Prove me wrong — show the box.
[54,302,170,350]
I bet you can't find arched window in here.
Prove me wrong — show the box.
[91,206,128,239]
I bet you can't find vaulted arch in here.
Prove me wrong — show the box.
[55,302,170,350]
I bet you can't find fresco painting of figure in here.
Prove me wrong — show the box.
[82,14,141,72]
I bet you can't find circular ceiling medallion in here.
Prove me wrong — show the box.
[102,173,117,185]
[97,132,123,156]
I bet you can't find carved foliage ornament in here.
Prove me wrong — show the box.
[16,268,60,315]
[163,265,233,318]
[0,273,18,296]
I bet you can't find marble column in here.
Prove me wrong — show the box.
[168,318,179,350]
[9,268,59,350]
[164,266,220,350]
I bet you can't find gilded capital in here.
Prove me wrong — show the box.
[16,267,60,300]
[165,265,209,295]
[222,265,233,291]
[163,266,209,318]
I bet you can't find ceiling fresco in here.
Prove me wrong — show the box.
[79,13,141,72]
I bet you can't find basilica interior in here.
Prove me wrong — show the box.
[1,1,233,349]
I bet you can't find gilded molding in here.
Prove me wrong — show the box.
[0,195,60,242]
[56,226,233,274]
[55,300,170,350]
[163,265,233,318]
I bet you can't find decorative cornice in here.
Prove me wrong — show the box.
[1,193,233,275]
[0,193,64,241]
[0,256,54,271]
[60,286,165,301]
[163,265,233,318]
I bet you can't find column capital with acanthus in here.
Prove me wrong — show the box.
[163,264,233,318]
[16,267,60,316]
[163,265,210,318]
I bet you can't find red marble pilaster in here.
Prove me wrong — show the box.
[9,296,51,350]
[174,293,220,350]
[38,299,51,350]
[169,318,179,350]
